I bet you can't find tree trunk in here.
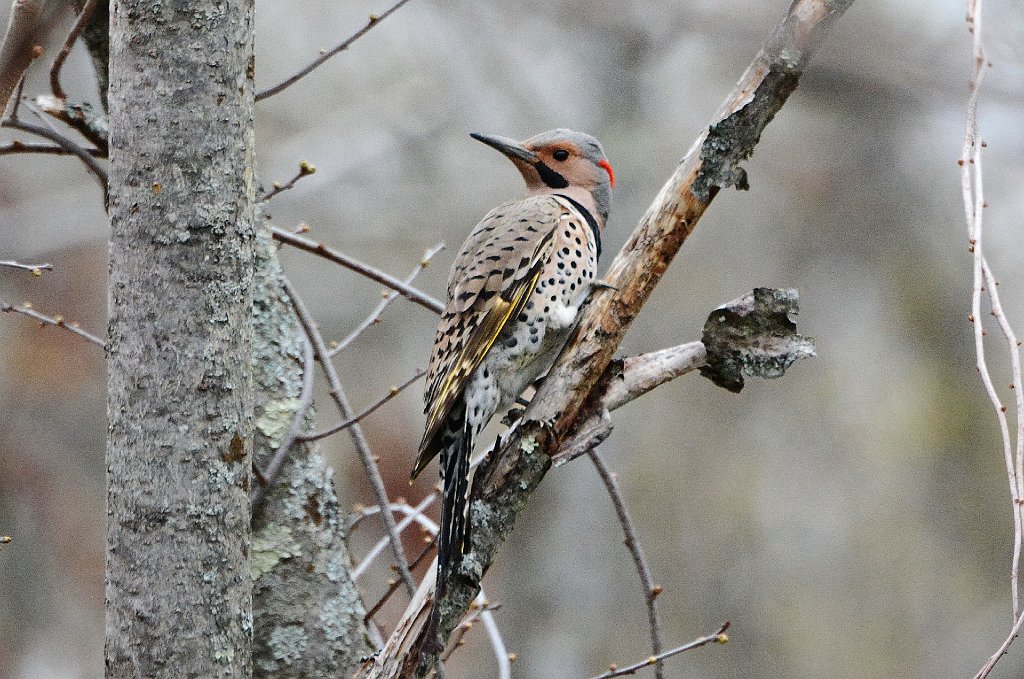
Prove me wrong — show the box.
[105,1,256,676]
[250,229,374,677]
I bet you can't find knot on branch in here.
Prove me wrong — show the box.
[699,287,815,392]
[694,64,800,201]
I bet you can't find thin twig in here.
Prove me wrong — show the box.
[961,0,1024,675]
[251,335,315,509]
[299,368,424,443]
[480,603,513,679]
[353,496,436,580]
[271,225,443,314]
[586,622,730,679]
[0,259,51,274]
[974,610,1024,679]
[258,160,316,203]
[0,140,104,156]
[329,242,445,358]
[49,0,98,100]
[440,601,502,662]
[1,299,104,347]
[1,117,107,201]
[364,538,437,622]
[283,278,417,598]
[587,449,664,679]
[256,0,414,102]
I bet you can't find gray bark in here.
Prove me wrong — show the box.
[106,2,256,677]
[250,228,374,677]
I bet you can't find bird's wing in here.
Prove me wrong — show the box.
[413,196,567,478]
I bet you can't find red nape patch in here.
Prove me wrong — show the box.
[598,158,615,188]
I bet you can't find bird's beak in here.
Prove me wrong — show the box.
[470,133,539,164]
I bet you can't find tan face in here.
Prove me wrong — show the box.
[524,140,616,191]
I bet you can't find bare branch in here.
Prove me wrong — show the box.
[586,622,730,679]
[1,298,104,347]
[49,0,98,100]
[960,0,1024,675]
[588,449,664,678]
[330,242,445,357]
[256,0,414,102]
[0,139,104,155]
[283,278,418,598]
[1,117,107,202]
[271,225,443,314]
[299,368,425,443]
[251,335,315,509]
[0,0,42,116]
[0,259,52,274]
[258,159,315,202]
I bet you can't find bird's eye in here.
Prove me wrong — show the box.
[552,149,570,162]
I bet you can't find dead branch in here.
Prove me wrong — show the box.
[364,1,852,675]
[960,0,1024,676]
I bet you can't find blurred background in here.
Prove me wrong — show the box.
[2,0,1024,677]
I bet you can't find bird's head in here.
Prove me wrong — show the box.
[470,128,614,226]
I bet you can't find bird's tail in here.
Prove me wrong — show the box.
[437,409,473,591]
[427,403,473,650]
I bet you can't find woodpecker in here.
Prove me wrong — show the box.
[412,129,614,639]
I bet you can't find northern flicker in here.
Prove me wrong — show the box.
[412,129,614,636]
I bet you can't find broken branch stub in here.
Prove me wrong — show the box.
[699,287,815,393]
